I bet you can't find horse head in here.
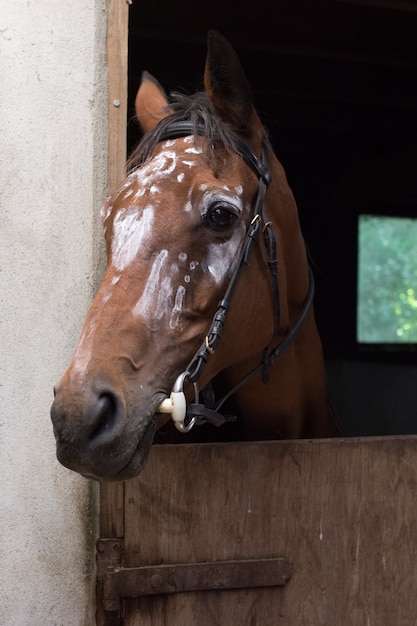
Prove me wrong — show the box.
[51,31,338,481]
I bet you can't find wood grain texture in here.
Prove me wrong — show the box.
[106,0,129,193]
[116,437,417,625]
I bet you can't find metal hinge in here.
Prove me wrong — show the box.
[102,557,293,612]
[96,539,124,626]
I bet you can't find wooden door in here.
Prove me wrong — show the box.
[97,436,417,625]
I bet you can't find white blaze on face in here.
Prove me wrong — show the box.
[111,206,154,271]
[133,250,173,323]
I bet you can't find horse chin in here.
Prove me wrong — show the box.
[70,418,159,483]
[112,419,158,482]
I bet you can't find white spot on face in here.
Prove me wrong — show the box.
[184,275,190,283]
[120,177,135,192]
[162,139,176,148]
[111,206,154,271]
[133,187,146,200]
[129,248,191,331]
[177,172,185,183]
[235,185,243,196]
[185,145,202,155]
[133,250,172,321]
[169,285,186,329]
[130,150,178,202]
[205,225,245,285]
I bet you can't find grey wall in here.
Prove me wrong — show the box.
[0,1,107,623]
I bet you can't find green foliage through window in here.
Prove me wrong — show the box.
[357,215,417,343]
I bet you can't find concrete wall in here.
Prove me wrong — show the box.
[0,1,108,624]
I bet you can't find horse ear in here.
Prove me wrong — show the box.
[135,71,172,133]
[204,30,264,147]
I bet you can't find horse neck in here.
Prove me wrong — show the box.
[218,152,336,439]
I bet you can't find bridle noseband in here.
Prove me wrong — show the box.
[155,121,315,432]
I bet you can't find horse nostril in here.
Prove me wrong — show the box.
[88,392,119,446]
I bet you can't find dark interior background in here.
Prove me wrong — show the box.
[127,0,417,436]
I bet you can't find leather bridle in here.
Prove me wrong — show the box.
[154,121,315,432]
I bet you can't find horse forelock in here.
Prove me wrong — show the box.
[126,92,241,176]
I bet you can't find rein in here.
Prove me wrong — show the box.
[155,121,315,432]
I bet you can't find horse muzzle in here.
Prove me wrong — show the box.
[50,375,157,481]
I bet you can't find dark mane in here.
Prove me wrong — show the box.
[126,92,241,175]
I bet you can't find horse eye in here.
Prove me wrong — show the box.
[204,203,238,231]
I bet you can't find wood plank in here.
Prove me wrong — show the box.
[120,436,417,625]
[99,481,124,538]
[99,0,130,544]
[106,0,129,193]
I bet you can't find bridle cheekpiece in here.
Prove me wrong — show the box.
[155,120,315,432]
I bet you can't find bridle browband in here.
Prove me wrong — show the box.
[154,120,315,432]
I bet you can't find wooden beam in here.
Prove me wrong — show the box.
[100,0,130,543]
[106,0,130,193]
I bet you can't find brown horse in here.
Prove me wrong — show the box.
[51,31,339,481]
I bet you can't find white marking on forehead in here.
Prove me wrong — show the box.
[170,285,186,329]
[162,139,176,148]
[133,250,172,320]
[133,187,146,200]
[130,150,178,202]
[177,173,185,183]
[183,160,198,168]
[111,206,154,271]
[183,136,194,144]
[185,145,202,155]
[119,177,135,193]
